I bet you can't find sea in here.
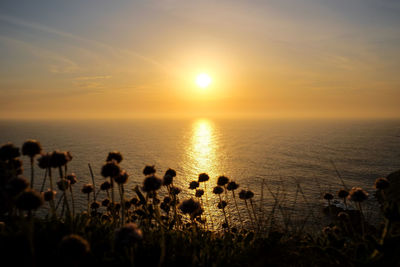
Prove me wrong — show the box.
[1,118,399,227]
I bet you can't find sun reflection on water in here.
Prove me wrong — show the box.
[191,119,217,172]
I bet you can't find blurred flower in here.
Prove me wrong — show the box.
[37,153,52,169]
[102,198,110,207]
[374,177,390,190]
[160,202,170,213]
[7,158,23,175]
[143,175,162,192]
[338,211,349,220]
[217,176,229,186]
[189,181,200,190]
[198,173,209,182]
[245,190,254,199]
[163,196,171,204]
[114,223,143,247]
[90,201,100,209]
[114,170,129,184]
[43,189,56,202]
[323,193,334,201]
[130,197,139,206]
[22,140,42,158]
[238,190,247,200]
[337,189,349,199]
[16,189,43,211]
[59,234,90,262]
[100,181,112,191]
[106,151,123,163]
[0,142,20,161]
[101,161,120,178]
[50,151,72,168]
[218,200,227,209]
[348,187,369,202]
[163,174,173,186]
[57,179,70,191]
[66,173,77,185]
[165,168,176,178]
[143,165,156,176]
[81,184,94,194]
[213,186,224,195]
[195,189,204,198]
[170,186,181,196]
[227,181,239,191]
[6,177,29,196]
[179,198,203,218]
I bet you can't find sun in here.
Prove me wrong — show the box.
[195,73,212,88]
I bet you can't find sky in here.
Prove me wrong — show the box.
[0,0,400,119]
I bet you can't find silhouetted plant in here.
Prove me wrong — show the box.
[22,140,42,189]
[337,189,349,208]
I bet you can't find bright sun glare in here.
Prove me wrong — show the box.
[195,73,212,88]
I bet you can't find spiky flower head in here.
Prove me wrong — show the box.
[101,161,120,178]
[59,234,90,262]
[348,187,369,202]
[195,189,204,198]
[217,176,229,186]
[0,142,20,161]
[227,181,239,191]
[114,170,129,184]
[374,177,390,190]
[337,189,349,199]
[6,177,29,196]
[323,193,334,201]
[43,189,56,201]
[57,179,70,191]
[189,181,200,190]
[66,173,77,185]
[100,181,112,191]
[114,223,143,247]
[16,189,43,210]
[143,175,162,192]
[22,140,42,158]
[81,184,94,194]
[106,151,123,163]
[143,165,156,176]
[198,173,209,182]
[217,200,227,209]
[213,186,224,195]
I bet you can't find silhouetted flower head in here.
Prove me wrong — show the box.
[100,181,112,191]
[337,189,349,199]
[323,193,334,201]
[198,173,209,182]
[213,186,224,195]
[57,179,70,191]
[218,200,227,209]
[143,165,156,176]
[374,177,390,190]
[114,170,129,184]
[239,190,247,199]
[217,176,229,186]
[195,189,204,198]
[189,181,200,190]
[165,168,176,178]
[222,223,228,229]
[66,173,77,185]
[59,234,90,262]
[81,184,94,194]
[163,175,173,186]
[37,153,52,169]
[43,189,56,202]
[130,197,139,206]
[50,151,72,168]
[102,198,110,207]
[16,189,43,210]
[101,161,120,178]
[245,190,254,199]
[6,177,29,196]
[143,175,162,192]
[90,201,100,209]
[124,199,132,209]
[348,187,369,202]
[227,181,239,191]
[170,186,181,196]
[5,158,23,175]
[106,151,123,163]
[0,142,20,161]
[114,223,143,247]
[179,198,203,218]
[22,140,42,158]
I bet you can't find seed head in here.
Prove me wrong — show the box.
[348,187,369,202]
[43,189,56,201]
[217,176,229,186]
[66,173,77,185]
[22,140,42,158]
[143,175,162,192]
[374,177,390,190]
[198,173,209,182]
[213,186,224,195]
[227,181,239,191]
[0,142,20,161]
[16,189,43,210]
[195,189,204,198]
[114,170,129,184]
[57,179,70,191]
[337,189,349,199]
[114,223,143,247]
[106,151,123,163]
[101,161,120,178]
[143,165,156,176]
[100,181,112,191]
[81,184,94,194]
[189,181,200,190]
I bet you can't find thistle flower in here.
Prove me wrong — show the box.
[195,189,204,198]
[198,173,209,182]
[100,181,112,191]
[16,190,43,211]
[59,234,90,262]
[0,142,20,161]
[170,186,181,196]
[101,161,120,178]
[348,187,369,202]
[217,176,229,186]
[90,201,100,209]
[143,175,162,192]
[66,173,77,185]
[213,186,224,195]
[143,165,156,176]
[50,151,72,168]
[179,198,203,218]
[374,177,390,190]
[114,223,143,247]
[22,140,42,158]
[189,181,200,190]
[337,189,349,199]
[106,151,123,163]
[114,170,129,184]
[37,153,52,169]
[218,200,227,209]
[6,177,29,196]
[81,184,94,194]
[57,179,70,191]
[102,198,110,207]
[43,189,56,201]
[227,181,239,191]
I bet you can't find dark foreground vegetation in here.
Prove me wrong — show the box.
[0,140,399,266]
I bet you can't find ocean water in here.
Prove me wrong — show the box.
[1,118,399,226]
